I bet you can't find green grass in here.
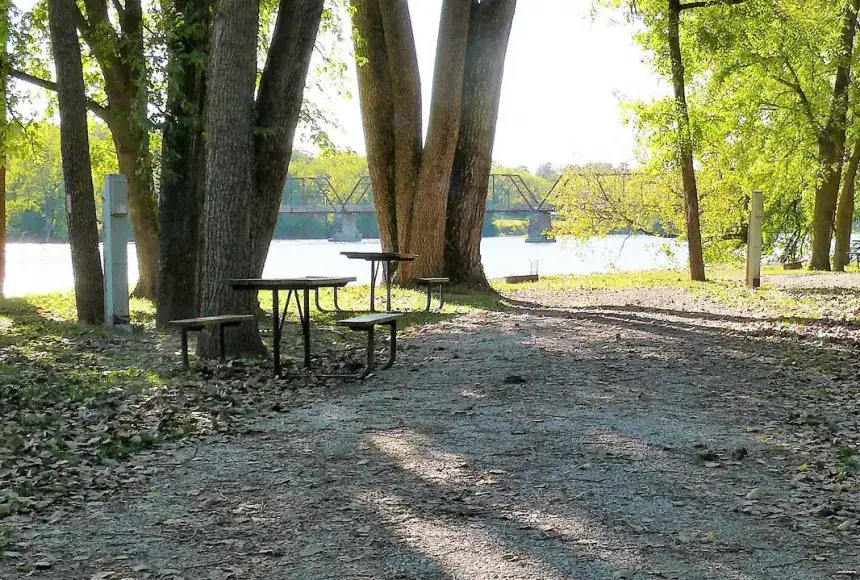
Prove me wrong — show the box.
[493,218,528,236]
[256,283,503,331]
[488,265,860,320]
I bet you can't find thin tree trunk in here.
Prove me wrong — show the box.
[77,0,160,299]
[667,0,705,282]
[156,0,211,326]
[198,0,263,358]
[444,0,516,286]
[0,0,7,298]
[378,0,422,253]
[810,0,860,270]
[110,131,159,298]
[352,0,398,251]
[834,138,860,270]
[48,0,105,324]
[406,0,471,280]
[250,0,325,278]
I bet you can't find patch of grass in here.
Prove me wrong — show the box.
[491,269,695,293]
[256,283,503,330]
[493,218,528,236]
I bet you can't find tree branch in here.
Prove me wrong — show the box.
[771,65,821,135]
[10,69,111,121]
[112,0,126,19]
[678,0,745,10]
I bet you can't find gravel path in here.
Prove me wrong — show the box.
[3,277,860,579]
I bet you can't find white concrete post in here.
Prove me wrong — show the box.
[746,190,764,289]
[103,175,131,327]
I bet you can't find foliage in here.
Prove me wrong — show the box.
[492,217,528,236]
[597,0,860,264]
[6,121,117,242]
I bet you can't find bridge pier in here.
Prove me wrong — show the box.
[526,211,555,244]
[330,212,362,243]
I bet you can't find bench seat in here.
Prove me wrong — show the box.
[168,315,255,368]
[414,277,449,312]
[337,313,405,379]
[337,313,402,329]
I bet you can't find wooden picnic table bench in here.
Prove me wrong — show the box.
[415,277,448,312]
[341,251,417,312]
[337,312,404,379]
[231,277,356,376]
[169,315,256,369]
[850,240,860,267]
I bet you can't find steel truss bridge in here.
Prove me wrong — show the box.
[280,173,563,243]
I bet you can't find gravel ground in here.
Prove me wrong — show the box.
[2,274,860,579]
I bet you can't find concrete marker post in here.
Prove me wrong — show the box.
[746,190,764,289]
[103,175,131,328]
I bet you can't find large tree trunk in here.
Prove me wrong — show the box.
[406,0,471,280]
[667,0,705,282]
[48,0,105,324]
[156,0,211,326]
[810,0,860,270]
[834,138,860,270]
[250,0,325,278]
[378,0,422,253]
[198,0,263,358]
[352,0,398,251]
[444,0,516,286]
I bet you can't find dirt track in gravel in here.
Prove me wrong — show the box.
[3,275,860,579]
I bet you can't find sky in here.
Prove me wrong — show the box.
[306,0,668,172]
[15,0,667,172]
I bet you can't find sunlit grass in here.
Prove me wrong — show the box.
[256,282,502,330]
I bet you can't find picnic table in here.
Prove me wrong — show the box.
[341,251,417,312]
[850,240,860,267]
[231,277,356,376]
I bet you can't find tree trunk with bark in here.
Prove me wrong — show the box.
[810,0,860,270]
[444,0,516,286]
[48,0,105,324]
[406,0,471,279]
[156,0,212,326]
[0,0,7,298]
[250,0,325,278]
[378,0,423,253]
[197,0,263,358]
[354,0,503,284]
[667,0,705,282]
[352,0,398,251]
[834,138,860,270]
[77,0,160,299]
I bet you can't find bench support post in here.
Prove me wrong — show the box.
[383,321,397,370]
[361,326,376,380]
[181,328,190,369]
[219,323,227,361]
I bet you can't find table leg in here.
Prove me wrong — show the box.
[302,289,311,368]
[272,289,281,377]
[386,260,393,312]
[314,287,345,313]
[369,260,379,313]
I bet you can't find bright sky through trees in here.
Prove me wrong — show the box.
[309,0,666,171]
[13,0,665,172]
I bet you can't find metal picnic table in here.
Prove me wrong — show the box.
[231,277,356,376]
[341,251,418,312]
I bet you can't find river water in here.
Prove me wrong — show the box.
[6,235,685,297]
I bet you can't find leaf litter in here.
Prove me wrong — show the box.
[0,274,859,578]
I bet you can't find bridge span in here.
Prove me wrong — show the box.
[280,174,562,243]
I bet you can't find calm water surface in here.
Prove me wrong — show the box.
[7,235,685,298]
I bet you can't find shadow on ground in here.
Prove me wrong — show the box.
[4,288,857,579]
